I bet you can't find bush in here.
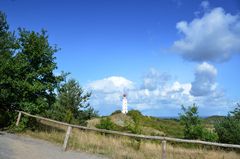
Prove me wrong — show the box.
[201,128,218,142]
[127,110,142,118]
[127,110,142,123]
[126,123,142,134]
[111,110,122,115]
[0,111,11,128]
[214,104,240,144]
[127,110,143,134]
[215,117,240,144]
[96,117,116,130]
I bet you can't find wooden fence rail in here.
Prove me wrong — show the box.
[15,110,240,159]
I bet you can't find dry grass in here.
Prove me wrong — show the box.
[20,120,240,159]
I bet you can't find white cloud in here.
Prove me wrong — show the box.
[171,81,192,95]
[172,7,240,62]
[87,76,134,93]
[142,68,171,90]
[87,71,193,112]
[87,76,134,107]
[86,69,231,116]
[190,62,217,96]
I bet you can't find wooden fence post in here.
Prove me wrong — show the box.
[63,126,72,151]
[16,111,22,126]
[162,140,167,159]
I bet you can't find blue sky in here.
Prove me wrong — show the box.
[1,0,240,116]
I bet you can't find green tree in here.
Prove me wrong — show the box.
[0,11,19,127]
[0,11,18,112]
[127,110,142,134]
[0,11,63,128]
[58,79,90,118]
[78,106,98,124]
[15,29,62,114]
[48,79,98,124]
[215,103,240,144]
[0,11,98,129]
[179,104,218,141]
[230,103,240,119]
[179,104,203,139]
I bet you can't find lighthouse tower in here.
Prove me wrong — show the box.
[122,94,128,114]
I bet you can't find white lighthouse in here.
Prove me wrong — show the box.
[122,94,128,114]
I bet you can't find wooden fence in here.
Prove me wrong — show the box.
[15,111,240,159]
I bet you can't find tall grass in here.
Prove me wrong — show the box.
[20,119,240,159]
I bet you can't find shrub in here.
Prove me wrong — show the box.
[215,117,240,144]
[0,111,11,128]
[111,110,122,115]
[127,110,143,134]
[96,117,115,130]
[127,110,142,118]
[201,128,218,142]
[127,110,142,123]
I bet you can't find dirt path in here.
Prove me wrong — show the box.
[0,131,107,159]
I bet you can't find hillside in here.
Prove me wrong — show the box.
[87,110,225,139]
[87,110,184,138]
[203,115,225,124]
[15,111,239,159]
[202,115,225,129]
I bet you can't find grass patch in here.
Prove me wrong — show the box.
[17,120,240,159]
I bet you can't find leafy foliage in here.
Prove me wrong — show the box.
[96,117,116,130]
[0,11,98,128]
[127,110,142,122]
[0,11,19,114]
[0,11,62,117]
[46,79,98,125]
[0,11,62,128]
[214,103,240,144]
[201,128,219,142]
[15,28,62,114]
[179,104,203,139]
[127,110,142,134]
[179,104,218,141]
[111,110,122,115]
[230,103,240,119]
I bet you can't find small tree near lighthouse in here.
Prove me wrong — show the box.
[122,94,128,114]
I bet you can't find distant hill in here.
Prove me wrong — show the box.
[203,115,225,126]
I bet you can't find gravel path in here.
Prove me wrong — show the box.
[0,131,107,159]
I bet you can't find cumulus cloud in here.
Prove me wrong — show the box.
[86,68,231,116]
[172,7,240,62]
[142,68,171,90]
[190,62,217,96]
[87,70,193,112]
[86,76,134,107]
[87,76,134,93]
